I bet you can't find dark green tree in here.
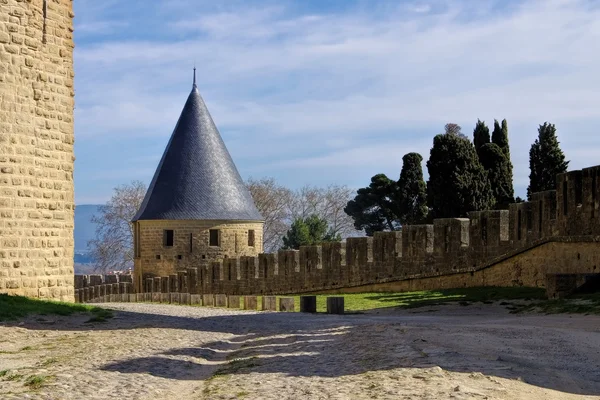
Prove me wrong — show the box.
[478,143,514,208]
[473,119,490,157]
[397,152,428,225]
[426,132,495,218]
[282,214,340,250]
[527,122,569,198]
[344,174,401,236]
[492,119,510,156]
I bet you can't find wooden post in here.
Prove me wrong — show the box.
[300,296,317,313]
[326,297,344,314]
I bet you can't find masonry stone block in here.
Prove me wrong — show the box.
[243,295,257,310]
[279,297,294,312]
[215,294,228,307]
[180,293,190,305]
[202,294,214,306]
[227,295,240,308]
[262,295,277,311]
[190,294,202,305]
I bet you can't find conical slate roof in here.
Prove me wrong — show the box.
[132,81,263,222]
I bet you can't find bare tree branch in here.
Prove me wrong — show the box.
[88,180,147,273]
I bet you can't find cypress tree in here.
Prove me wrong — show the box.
[473,119,490,157]
[397,152,428,225]
[426,131,495,218]
[478,143,514,208]
[492,119,510,156]
[527,122,569,198]
[481,118,515,207]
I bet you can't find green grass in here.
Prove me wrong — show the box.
[213,357,260,377]
[281,287,546,312]
[23,375,49,390]
[0,294,113,322]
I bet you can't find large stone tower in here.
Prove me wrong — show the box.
[132,73,264,291]
[0,0,75,301]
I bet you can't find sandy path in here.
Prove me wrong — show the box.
[0,302,598,399]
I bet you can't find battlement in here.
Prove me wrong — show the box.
[76,165,600,296]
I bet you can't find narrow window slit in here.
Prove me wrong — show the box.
[42,0,48,44]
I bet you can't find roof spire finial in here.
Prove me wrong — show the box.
[193,65,197,87]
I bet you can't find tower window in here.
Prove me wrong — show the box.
[164,230,174,247]
[209,229,219,247]
[248,230,255,247]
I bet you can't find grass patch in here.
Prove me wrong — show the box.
[213,357,260,377]
[24,375,49,390]
[0,370,9,378]
[281,287,546,312]
[4,373,24,381]
[236,391,250,398]
[0,294,112,322]
[511,292,600,315]
[38,357,59,367]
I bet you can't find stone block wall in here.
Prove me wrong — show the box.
[110,164,600,297]
[0,0,75,301]
[133,219,263,291]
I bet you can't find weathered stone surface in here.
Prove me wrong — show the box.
[227,295,240,308]
[190,294,202,305]
[262,296,277,311]
[279,297,294,312]
[133,220,264,292]
[202,294,214,306]
[214,294,228,307]
[0,0,75,302]
[243,296,257,310]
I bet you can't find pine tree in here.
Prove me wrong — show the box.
[473,119,490,157]
[344,174,401,236]
[426,131,494,218]
[397,152,428,225]
[527,122,569,198]
[282,214,340,250]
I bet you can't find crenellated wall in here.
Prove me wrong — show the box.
[77,165,600,296]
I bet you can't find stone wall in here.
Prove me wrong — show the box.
[0,0,75,301]
[104,165,600,297]
[133,219,263,291]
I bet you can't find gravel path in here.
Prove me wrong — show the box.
[0,302,599,399]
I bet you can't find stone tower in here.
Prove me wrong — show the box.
[132,74,264,291]
[0,0,75,301]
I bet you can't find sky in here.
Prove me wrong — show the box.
[73,0,600,204]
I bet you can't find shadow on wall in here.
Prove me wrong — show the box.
[3,307,598,396]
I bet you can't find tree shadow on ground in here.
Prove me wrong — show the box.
[2,303,599,396]
[93,310,600,396]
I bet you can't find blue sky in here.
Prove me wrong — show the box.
[73,0,600,204]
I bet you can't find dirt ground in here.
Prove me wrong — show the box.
[0,302,598,399]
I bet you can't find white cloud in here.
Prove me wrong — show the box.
[73,0,600,202]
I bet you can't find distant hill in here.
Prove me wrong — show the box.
[74,204,102,253]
